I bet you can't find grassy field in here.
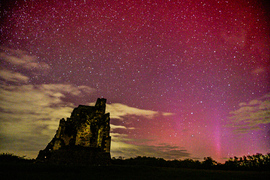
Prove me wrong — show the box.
[1,162,270,180]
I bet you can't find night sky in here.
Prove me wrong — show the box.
[0,0,269,163]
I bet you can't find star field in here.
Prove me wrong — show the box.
[0,0,269,162]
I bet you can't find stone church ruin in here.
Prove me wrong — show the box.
[37,98,111,165]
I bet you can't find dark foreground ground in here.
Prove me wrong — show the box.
[1,162,270,180]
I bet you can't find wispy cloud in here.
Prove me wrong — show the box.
[88,102,174,120]
[0,47,99,156]
[0,69,29,83]
[0,47,50,70]
[108,109,185,160]
[228,93,270,133]
[111,133,190,159]
[0,83,95,156]
[110,124,135,130]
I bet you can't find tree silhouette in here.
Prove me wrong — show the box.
[111,153,270,171]
[202,157,217,169]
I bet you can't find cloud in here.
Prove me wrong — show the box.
[0,47,50,70]
[99,103,173,120]
[92,102,174,138]
[111,133,190,160]
[109,114,189,160]
[112,143,190,160]
[228,93,270,133]
[0,83,97,121]
[40,84,96,97]
[110,124,135,130]
[0,81,175,158]
[0,83,97,157]
[0,69,29,83]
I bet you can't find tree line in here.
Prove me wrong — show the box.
[112,153,270,171]
[1,152,270,171]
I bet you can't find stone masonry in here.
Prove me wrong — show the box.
[36,98,111,165]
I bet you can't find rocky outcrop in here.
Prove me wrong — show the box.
[36,98,111,165]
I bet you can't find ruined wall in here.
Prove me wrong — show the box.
[36,98,111,165]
